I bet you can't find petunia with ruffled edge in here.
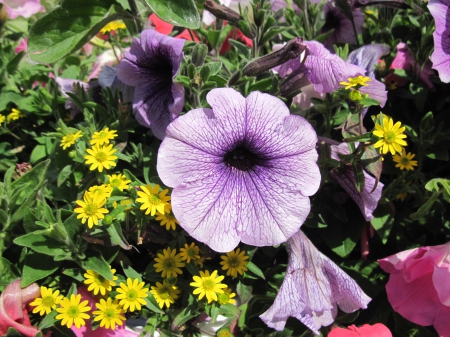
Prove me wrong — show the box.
[157,88,321,252]
[260,230,371,334]
[116,29,185,140]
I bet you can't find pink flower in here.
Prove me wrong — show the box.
[71,286,138,337]
[378,243,450,337]
[148,13,199,42]
[0,0,44,19]
[387,42,435,90]
[14,38,27,54]
[329,323,392,337]
[0,279,46,337]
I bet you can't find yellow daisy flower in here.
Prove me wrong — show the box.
[218,287,236,305]
[74,193,109,228]
[100,21,127,35]
[190,270,227,303]
[115,278,149,312]
[220,248,249,278]
[153,247,185,278]
[113,198,133,211]
[217,328,233,337]
[55,294,91,329]
[393,149,418,171]
[179,243,200,263]
[29,286,63,316]
[340,75,371,90]
[83,267,118,296]
[90,127,118,146]
[93,298,126,330]
[107,173,131,191]
[0,115,6,124]
[373,117,407,155]
[155,203,179,230]
[136,184,170,216]
[7,108,26,122]
[87,184,113,200]
[84,144,118,172]
[60,130,83,150]
[150,281,180,309]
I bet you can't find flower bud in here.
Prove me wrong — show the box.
[242,38,306,77]
[103,215,113,225]
[204,0,242,25]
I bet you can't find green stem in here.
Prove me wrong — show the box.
[128,0,143,32]
[303,0,312,40]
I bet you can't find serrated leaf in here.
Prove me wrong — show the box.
[143,0,200,29]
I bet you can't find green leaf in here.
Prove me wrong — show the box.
[371,203,394,244]
[80,250,113,281]
[21,251,61,287]
[0,258,21,291]
[62,268,86,282]
[246,261,265,279]
[146,293,165,314]
[143,0,200,29]
[57,165,73,187]
[13,232,67,256]
[38,311,58,330]
[172,304,201,330]
[28,0,128,64]
[106,222,132,250]
[121,262,142,280]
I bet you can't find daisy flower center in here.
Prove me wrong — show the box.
[94,151,107,162]
[383,131,396,143]
[228,257,240,268]
[401,157,410,164]
[164,258,175,269]
[104,308,116,319]
[127,289,138,300]
[85,203,98,216]
[187,249,197,258]
[42,296,55,307]
[148,194,162,205]
[203,279,215,291]
[68,306,80,318]
[111,178,121,187]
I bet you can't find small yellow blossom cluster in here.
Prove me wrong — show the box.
[100,20,127,35]
[74,173,131,228]
[339,75,371,102]
[29,268,150,331]
[84,127,118,172]
[0,108,26,126]
[372,114,418,171]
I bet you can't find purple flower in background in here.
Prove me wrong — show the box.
[329,142,384,221]
[157,88,320,252]
[278,41,387,107]
[99,66,135,104]
[0,0,44,19]
[320,2,364,52]
[117,29,185,139]
[260,230,371,334]
[55,78,91,118]
[428,0,450,82]
[347,44,390,78]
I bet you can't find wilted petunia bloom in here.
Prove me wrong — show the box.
[320,2,364,52]
[277,41,387,107]
[157,88,321,252]
[260,230,371,334]
[117,29,185,139]
[378,242,450,337]
[329,142,383,222]
[428,0,450,83]
[347,44,390,79]
[328,323,392,337]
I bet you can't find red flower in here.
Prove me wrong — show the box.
[329,323,392,337]
[219,22,252,54]
[148,13,199,42]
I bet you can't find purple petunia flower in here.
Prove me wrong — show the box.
[157,88,321,252]
[320,1,364,52]
[260,230,371,334]
[329,142,384,221]
[278,41,387,107]
[117,29,185,139]
[347,44,390,78]
[428,0,450,83]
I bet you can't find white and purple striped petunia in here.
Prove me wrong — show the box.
[157,88,321,252]
[260,230,371,334]
[117,29,185,139]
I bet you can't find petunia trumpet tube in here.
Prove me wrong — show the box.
[157,88,321,252]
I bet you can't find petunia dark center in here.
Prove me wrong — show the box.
[223,145,261,171]
[323,11,341,32]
